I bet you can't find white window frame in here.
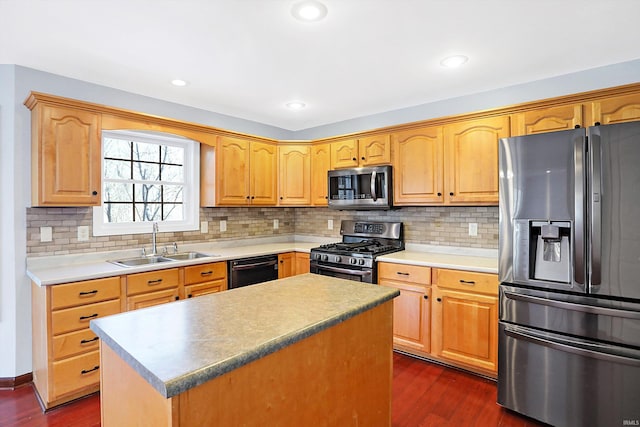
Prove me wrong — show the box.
[93,130,200,236]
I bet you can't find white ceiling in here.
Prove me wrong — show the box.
[2,0,640,131]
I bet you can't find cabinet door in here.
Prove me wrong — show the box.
[279,145,311,205]
[34,105,101,206]
[358,135,391,166]
[127,288,180,311]
[379,280,430,353]
[200,143,216,207]
[311,143,331,205]
[511,104,583,136]
[444,116,508,205]
[432,287,498,373]
[392,126,444,204]
[330,139,359,169]
[278,252,295,278]
[185,280,226,298]
[295,252,310,274]
[588,93,640,126]
[216,136,249,205]
[250,141,278,205]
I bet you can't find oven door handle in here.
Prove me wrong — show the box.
[314,264,372,277]
[232,260,278,271]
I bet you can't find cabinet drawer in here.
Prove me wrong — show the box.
[52,350,100,398]
[51,299,121,336]
[51,276,121,310]
[434,269,498,295]
[378,262,431,285]
[52,329,100,360]
[185,279,226,298]
[184,262,226,285]
[126,268,179,296]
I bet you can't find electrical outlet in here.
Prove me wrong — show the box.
[77,226,89,241]
[468,223,478,237]
[200,221,209,234]
[220,220,227,232]
[40,226,52,242]
[328,219,333,230]
[273,219,279,230]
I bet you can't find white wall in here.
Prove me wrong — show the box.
[1,60,640,377]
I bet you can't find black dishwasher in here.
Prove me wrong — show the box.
[228,255,279,289]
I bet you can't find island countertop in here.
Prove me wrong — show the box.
[90,274,399,399]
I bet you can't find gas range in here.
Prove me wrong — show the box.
[310,220,404,283]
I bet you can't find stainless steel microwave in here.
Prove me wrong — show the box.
[328,165,393,210]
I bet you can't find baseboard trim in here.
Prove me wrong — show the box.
[0,372,33,390]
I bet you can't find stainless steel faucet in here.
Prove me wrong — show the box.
[151,222,159,255]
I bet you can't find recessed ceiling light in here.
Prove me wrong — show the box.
[440,55,469,68]
[171,79,188,87]
[291,0,328,22]
[286,101,306,110]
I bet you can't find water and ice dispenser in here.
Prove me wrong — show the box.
[513,219,572,285]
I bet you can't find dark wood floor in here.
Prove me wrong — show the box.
[0,353,543,426]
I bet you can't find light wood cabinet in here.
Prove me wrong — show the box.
[392,126,444,204]
[311,143,331,205]
[431,269,498,375]
[330,136,391,169]
[443,116,508,205]
[588,93,640,126]
[278,252,295,278]
[295,252,310,274]
[511,104,583,136]
[278,145,311,205]
[200,143,216,207]
[28,103,101,206]
[378,262,431,354]
[31,277,121,409]
[184,262,227,298]
[215,136,277,206]
[125,268,180,310]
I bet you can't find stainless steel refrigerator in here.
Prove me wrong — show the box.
[498,121,640,427]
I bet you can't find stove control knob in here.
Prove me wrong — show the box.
[349,258,357,265]
[334,256,342,263]
[358,259,365,266]
[314,253,322,260]
[321,254,329,261]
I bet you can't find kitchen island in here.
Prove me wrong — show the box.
[90,273,399,426]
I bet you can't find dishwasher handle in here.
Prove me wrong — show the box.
[231,259,278,271]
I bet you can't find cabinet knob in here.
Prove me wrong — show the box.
[251,196,255,199]
[187,294,192,298]
[449,192,454,196]
[280,196,283,200]
[594,121,601,126]
[437,192,442,196]
[92,191,98,196]
[361,156,365,160]
[175,296,179,301]
[436,297,442,302]
[423,295,428,300]
[574,124,581,129]
[246,196,250,199]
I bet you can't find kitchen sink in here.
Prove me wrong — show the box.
[109,255,175,267]
[164,251,215,261]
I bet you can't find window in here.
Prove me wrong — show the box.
[93,130,199,236]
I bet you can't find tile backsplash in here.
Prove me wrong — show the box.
[26,206,498,257]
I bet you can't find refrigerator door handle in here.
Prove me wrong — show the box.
[503,325,640,366]
[590,133,602,287]
[574,135,586,285]
[503,290,640,319]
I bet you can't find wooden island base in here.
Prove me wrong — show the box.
[100,302,393,426]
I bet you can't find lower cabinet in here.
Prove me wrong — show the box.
[295,252,310,274]
[31,276,122,409]
[125,268,180,311]
[378,262,499,377]
[279,252,310,278]
[184,262,227,298]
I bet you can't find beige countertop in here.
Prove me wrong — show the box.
[377,244,498,274]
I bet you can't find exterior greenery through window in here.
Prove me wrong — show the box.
[93,130,199,236]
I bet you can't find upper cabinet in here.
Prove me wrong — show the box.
[511,104,583,136]
[311,143,331,206]
[392,126,444,205]
[278,145,311,205]
[28,103,102,206]
[330,135,391,169]
[443,116,508,205]
[215,136,277,206]
[587,93,640,126]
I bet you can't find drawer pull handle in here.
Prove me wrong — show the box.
[80,337,99,345]
[81,366,99,375]
[200,271,213,276]
[147,279,163,285]
[79,313,98,321]
[459,279,476,285]
[79,290,98,296]
[396,272,410,276]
